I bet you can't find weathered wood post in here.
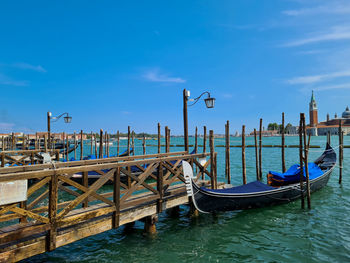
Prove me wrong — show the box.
[259,118,263,180]
[242,125,247,185]
[298,116,305,209]
[157,123,161,154]
[74,132,77,160]
[203,126,207,153]
[66,134,69,160]
[143,134,146,155]
[127,126,130,155]
[94,133,98,157]
[339,120,343,184]
[99,129,103,158]
[80,130,83,160]
[90,131,93,155]
[107,133,110,158]
[117,131,120,156]
[301,113,311,209]
[47,172,58,251]
[112,167,121,229]
[195,127,198,154]
[165,126,169,153]
[209,130,216,189]
[225,121,231,184]
[254,129,259,180]
[282,112,286,173]
[0,153,4,167]
[104,131,107,156]
[167,128,171,153]
[131,131,135,156]
[82,170,89,208]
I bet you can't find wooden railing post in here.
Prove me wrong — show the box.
[82,171,89,208]
[1,153,4,167]
[47,173,58,251]
[112,167,121,229]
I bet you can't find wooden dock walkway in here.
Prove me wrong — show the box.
[0,151,216,262]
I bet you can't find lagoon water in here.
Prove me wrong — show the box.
[24,136,350,263]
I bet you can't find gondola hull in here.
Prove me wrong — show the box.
[185,143,336,213]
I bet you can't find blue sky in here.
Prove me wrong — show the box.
[1,0,350,135]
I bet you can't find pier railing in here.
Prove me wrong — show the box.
[0,151,216,261]
[0,149,60,167]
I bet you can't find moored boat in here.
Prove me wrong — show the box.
[184,143,336,213]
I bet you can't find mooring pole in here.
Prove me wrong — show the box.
[282,112,286,173]
[117,131,120,156]
[226,120,231,184]
[80,130,83,160]
[254,128,259,180]
[73,132,77,160]
[165,126,168,153]
[183,89,189,152]
[298,116,305,209]
[195,126,198,154]
[143,134,146,155]
[209,130,215,189]
[259,118,263,180]
[157,123,161,154]
[99,129,103,158]
[167,128,171,153]
[203,126,207,153]
[90,131,93,155]
[301,113,311,209]
[94,133,98,157]
[242,125,247,185]
[339,120,343,184]
[127,126,130,155]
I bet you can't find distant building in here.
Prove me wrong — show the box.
[307,91,350,135]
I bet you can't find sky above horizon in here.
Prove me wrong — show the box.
[1,0,350,135]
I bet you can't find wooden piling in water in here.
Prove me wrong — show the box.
[339,120,343,184]
[90,131,93,155]
[143,134,146,155]
[131,131,135,156]
[254,129,259,180]
[298,117,305,209]
[66,134,69,160]
[94,133,97,157]
[242,125,247,185]
[203,126,207,153]
[165,126,169,153]
[127,126,130,155]
[74,132,77,160]
[117,131,120,156]
[225,121,231,184]
[104,131,107,156]
[44,135,48,153]
[157,123,161,154]
[195,127,198,154]
[259,118,263,180]
[282,112,286,173]
[301,113,311,209]
[80,130,83,160]
[99,129,103,158]
[167,128,171,153]
[209,130,216,189]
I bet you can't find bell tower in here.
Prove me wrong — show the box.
[309,90,318,127]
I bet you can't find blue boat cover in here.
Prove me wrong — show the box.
[269,162,323,184]
[202,181,275,194]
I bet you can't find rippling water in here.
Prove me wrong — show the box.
[24,136,350,263]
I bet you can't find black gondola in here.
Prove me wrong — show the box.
[184,143,336,213]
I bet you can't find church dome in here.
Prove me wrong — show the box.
[342,106,350,118]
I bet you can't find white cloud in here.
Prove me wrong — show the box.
[283,3,350,16]
[12,62,46,73]
[287,70,350,85]
[0,73,28,87]
[313,83,350,91]
[143,69,186,83]
[283,26,350,47]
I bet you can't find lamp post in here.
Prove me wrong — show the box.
[47,112,72,149]
[183,89,215,152]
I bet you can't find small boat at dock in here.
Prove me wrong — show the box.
[184,144,336,213]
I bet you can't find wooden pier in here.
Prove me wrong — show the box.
[0,151,216,262]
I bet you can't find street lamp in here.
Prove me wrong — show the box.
[183,89,215,152]
[47,112,72,148]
